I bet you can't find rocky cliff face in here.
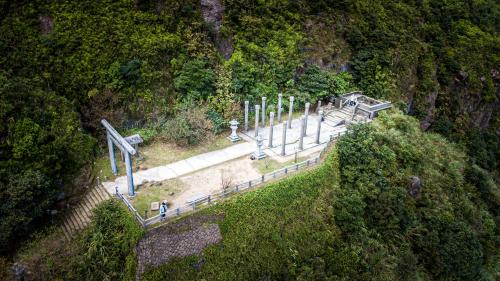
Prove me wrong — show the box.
[200,0,233,59]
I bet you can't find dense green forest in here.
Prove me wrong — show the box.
[0,0,498,278]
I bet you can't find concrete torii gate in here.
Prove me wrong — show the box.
[101,119,137,196]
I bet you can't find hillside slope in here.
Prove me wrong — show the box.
[0,0,498,256]
[140,111,498,280]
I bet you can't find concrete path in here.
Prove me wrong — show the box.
[103,141,255,194]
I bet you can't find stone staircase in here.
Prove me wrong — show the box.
[61,184,112,240]
[324,107,355,127]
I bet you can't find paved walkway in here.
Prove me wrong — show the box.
[103,141,255,194]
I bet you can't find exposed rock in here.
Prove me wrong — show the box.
[39,15,53,35]
[11,262,26,281]
[200,0,233,59]
[200,0,223,33]
[408,176,422,199]
[419,63,440,132]
[419,120,432,131]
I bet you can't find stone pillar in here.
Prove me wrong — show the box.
[268,112,274,147]
[244,101,249,131]
[281,121,287,156]
[316,100,321,113]
[125,152,135,196]
[315,111,322,144]
[254,105,260,137]
[107,132,118,175]
[288,96,294,129]
[228,120,240,142]
[304,102,310,135]
[277,93,282,123]
[299,116,305,150]
[252,134,266,160]
[261,97,267,127]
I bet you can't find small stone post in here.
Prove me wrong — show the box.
[268,112,274,147]
[281,121,287,156]
[228,119,240,142]
[304,102,310,135]
[299,116,305,150]
[277,93,283,123]
[254,105,260,137]
[125,152,135,196]
[107,132,118,175]
[316,100,322,113]
[315,111,322,144]
[288,96,294,129]
[244,101,249,131]
[261,97,266,127]
[252,134,266,160]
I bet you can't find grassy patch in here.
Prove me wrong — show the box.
[130,179,185,218]
[251,156,308,174]
[92,134,233,181]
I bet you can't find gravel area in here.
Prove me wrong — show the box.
[135,214,223,279]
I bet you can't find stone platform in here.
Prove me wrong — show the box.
[241,113,348,157]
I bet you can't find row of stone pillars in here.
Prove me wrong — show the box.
[244,95,324,158]
[245,95,318,135]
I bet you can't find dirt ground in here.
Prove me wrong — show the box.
[172,156,262,208]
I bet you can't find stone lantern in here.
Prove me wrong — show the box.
[252,133,266,160]
[228,119,241,142]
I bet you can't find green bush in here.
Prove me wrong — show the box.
[297,64,354,101]
[173,58,216,100]
[160,107,214,146]
[74,201,144,281]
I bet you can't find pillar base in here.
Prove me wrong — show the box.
[228,135,241,142]
[252,152,266,160]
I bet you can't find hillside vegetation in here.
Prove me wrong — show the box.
[9,111,499,280]
[142,111,499,280]
[0,0,498,261]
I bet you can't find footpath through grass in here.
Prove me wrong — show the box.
[92,134,233,181]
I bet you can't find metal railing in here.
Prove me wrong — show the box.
[115,186,145,227]
[115,130,346,228]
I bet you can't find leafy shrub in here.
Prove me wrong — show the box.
[75,201,144,281]
[205,110,225,135]
[160,107,214,146]
[297,64,354,100]
[173,58,215,100]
